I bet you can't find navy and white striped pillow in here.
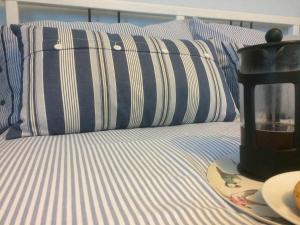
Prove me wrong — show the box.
[7,25,236,139]
[0,20,193,134]
[0,27,14,134]
[221,41,245,109]
[187,18,265,109]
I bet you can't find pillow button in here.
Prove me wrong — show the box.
[113,44,122,51]
[0,100,5,106]
[54,43,63,50]
[204,53,211,59]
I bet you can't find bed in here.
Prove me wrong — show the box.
[0,121,264,225]
[0,1,300,225]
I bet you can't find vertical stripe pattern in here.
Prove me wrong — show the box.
[187,18,265,108]
[7,25,236,139]
[0,121,262,225]
[0,20,194,132]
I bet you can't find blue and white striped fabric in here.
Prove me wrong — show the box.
[0,20,193,134]
[187,18,265,108]
[221,41,244,109]
[0,26,14,134]
[222,42,241,71]
[208,22,265,44]
[0,121,261,225]
[7,25,236,139]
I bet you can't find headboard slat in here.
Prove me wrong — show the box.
[4,0,300,35]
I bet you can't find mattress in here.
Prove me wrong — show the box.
[0,122,261,225]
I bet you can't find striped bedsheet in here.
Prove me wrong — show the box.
[0,122,262,225]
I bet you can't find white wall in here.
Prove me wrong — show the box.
[120,0,300,18]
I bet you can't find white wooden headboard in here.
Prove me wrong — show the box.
[4,0,300,35]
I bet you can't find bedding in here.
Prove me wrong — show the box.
[0,18,266,133]
[7,25,236,139]
[0,27,13,133]
[0,121,261,225]
[221,42,241,71]
[221,42,243,109]
[208,22,265,44]
[0,19,193,133]
[187,18,265,108]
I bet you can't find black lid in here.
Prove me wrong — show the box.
[238,28,300,53]
[238,40,300,53]
[238,28,300,74]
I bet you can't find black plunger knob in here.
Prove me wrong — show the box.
[265,28,283,43]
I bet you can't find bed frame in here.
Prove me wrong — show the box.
[3,0,300,35]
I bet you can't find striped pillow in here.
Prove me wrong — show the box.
[0,27,13,134]
[7,25,236,139]
[0,20,193,135]
[221,41,244,109]
[187,18,265,109]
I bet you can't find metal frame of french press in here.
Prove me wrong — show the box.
[238,71,300,181]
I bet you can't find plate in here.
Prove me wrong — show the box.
[262,171,300,225]
[207,153,291,225]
